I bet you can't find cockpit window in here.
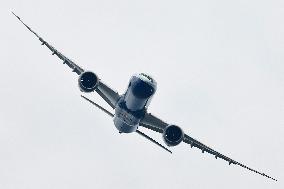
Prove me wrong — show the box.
[140,73,154,83]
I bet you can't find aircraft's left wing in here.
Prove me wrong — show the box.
[139,112,277,181]
[182,134,277,181]
[12,12,120,109]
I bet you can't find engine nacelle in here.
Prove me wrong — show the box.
[78,71,99,92]
[163,125,184,146]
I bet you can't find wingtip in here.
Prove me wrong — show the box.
[11,11,20,20]
[270,177,277,182]
[270,176,277,182]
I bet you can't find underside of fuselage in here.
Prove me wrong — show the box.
[113,73,157,133]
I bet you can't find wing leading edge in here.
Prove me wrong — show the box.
[12,12,120,109]
[140,113,277,181]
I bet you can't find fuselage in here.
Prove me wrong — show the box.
[113,73,157,133]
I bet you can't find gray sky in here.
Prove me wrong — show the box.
[0,0,283,188]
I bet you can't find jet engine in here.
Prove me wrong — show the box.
[78,71,99,92]
[163,125,184,146]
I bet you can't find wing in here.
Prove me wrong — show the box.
[12,12,120,109]
[12,12,84,75]
[139,112,277,181]
[183,134,277,181]
[139,113,168,132]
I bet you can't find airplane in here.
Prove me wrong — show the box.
[12,12,277,181]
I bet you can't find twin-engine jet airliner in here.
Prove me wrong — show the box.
[12,12,277,181]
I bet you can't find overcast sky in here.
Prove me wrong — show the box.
[0,0,283,188]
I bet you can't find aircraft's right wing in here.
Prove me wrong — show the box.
[139,113,168,133]
[12,12,120,109]
[139,112,277,181]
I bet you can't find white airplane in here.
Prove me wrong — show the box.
[12,12,277,181]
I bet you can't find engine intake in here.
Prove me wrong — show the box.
[78,71,99,92]
[163,125,184,146]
